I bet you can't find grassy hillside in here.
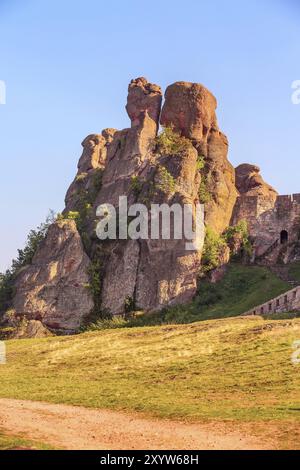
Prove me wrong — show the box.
[289,261,300,283]
[0,316,299,448]
[123,263,290,327]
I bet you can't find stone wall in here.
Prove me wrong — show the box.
[242,285,300,316]
[232,193,300,262]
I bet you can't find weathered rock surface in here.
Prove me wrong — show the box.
[160,81,218,144]
[9,76,300,333]
[126,77,162,129]
[14,319,53,339]
[235,164,277,199]
[93,79,204,314]
[65,129,116,213]
[13,220,94,331]
[204,130,238,234]
[161,81,237,234]
[232,164,278,242]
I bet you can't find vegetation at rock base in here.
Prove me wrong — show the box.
[115,263,290,327]
[84,250,112,323]
[201,227,227,274]
[1,316,299,449]
[0,211,55,315]
[124,295,136,316]
[155,126,193,156]
[200,221,252,275]
[224,219,253,258]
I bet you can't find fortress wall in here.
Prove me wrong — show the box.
[232,194,300,257]
[242,285,300,317]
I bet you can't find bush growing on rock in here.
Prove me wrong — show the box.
[155,126,193,156]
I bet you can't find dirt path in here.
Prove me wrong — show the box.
[0,398,269,450]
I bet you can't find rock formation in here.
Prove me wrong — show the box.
[7,77,300,333]
[161,81,238,234]
[13,220,93,332]
[235,164,277,199]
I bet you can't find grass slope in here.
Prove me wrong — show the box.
[1,317,299,432]
[196,264,291,319]
[289,261,300,283]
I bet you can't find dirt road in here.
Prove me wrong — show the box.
[0,398,269,450]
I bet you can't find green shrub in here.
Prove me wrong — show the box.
[89,168,103,202]
[85,316,127,331]
[198,175,211,204]
[155,165,176,194]
[224,220,252,258]
[130,176,143,198]
[196,156,212,204]
[196,155,205,171]
[201,227,227,274]
[155,126,192,156]
[75,172,88,182]
[87,259,103,311]
[124,296,136,316]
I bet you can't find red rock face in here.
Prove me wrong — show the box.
[126,77,162,129]
[14,76,296,331]
[160,81,238,234]
[12,220,94,332]
[160,81,218,143]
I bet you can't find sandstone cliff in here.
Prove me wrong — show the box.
[13,220,93,332]
[9,77,298,333]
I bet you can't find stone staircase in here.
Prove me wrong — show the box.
[255,239,279,262]
[255,240,297,266]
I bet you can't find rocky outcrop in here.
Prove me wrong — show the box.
[65,130,116,213]
[160,81,218,145]
[235,164,277,199]
[12,220,94,332]
[161,81,237,234]
[231,164,278,236]
[9,76,297,333]
[204,130,238,234]
[126,77,162,129]
[92,79,204,315]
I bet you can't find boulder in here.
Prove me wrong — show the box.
[235,163,277,198]
[126,77,162,129]
[160,81,218,144]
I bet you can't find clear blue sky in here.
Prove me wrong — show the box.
[0,0,299,271]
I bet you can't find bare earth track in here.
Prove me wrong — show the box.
[0,398,271,450]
